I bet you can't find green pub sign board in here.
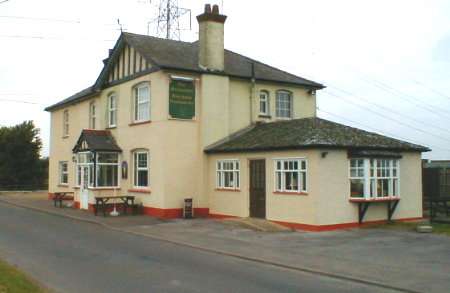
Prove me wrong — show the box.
[169,79,195,119]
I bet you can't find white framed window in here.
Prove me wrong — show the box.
[89,102,96,129]
[274,158,307,193]
[108,93,117,127]
[216,160,240,189]
[133,151,149,188]
[259,90,269,115]
[275,90,292,119]
[63,109,69,137]
[349,158,400,199]
[59,161,69,185]
[134,83,150,122]
[96,152,120,187]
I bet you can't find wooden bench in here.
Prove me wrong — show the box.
[53,192,75,208]
[94,195,136,217]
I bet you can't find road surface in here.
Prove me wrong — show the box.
[0,202,399,293]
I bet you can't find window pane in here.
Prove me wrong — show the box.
[301,171,307,191]
[350,179,364,197]
[137,170,148,187]
[138,153,147,168]
[97,165,118,187]
[97,153,118,163]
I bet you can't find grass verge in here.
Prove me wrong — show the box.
[364,221,450,236]
[0,259,46,293]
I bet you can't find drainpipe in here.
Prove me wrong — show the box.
[250,62,256,124]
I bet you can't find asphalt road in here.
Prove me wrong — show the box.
[0,202,399,293]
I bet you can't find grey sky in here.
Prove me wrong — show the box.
[1,0,449,159]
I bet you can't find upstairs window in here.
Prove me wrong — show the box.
[59,161,68,185]
[276,90,292,118]
[134,83,150,122]
[89,102,96,129]
[216,160,240,190]
[275,158,307,193]
[63,109,69,137]
[134,151,149,188]
[259,90,269,115]
[349,158,400,199]
[108,93,117,127]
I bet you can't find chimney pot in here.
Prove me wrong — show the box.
[204,4,211,14]
[212,4,219,14]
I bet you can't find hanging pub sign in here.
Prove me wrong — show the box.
[169,77,195,119]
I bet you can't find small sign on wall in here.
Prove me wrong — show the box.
[169,78,195,119]
[121,161,128,179]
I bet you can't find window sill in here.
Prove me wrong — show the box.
[58,184,69,188]
[258,114,271,119]
[128,188,151,194]
[73,186,80,189]
[215,188,240,192]
[129,120,151,126]
[274,191,308,196]
[88,187,121,191]
[105,126,117,129]
[349,197,400,203]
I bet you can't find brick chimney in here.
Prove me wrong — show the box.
[197,4,227,71]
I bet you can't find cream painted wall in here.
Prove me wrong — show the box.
[207,150,423,225]
[315,151,423,225]
[228,79,317,134]
[207,150,320,224]
[49,63,319,213]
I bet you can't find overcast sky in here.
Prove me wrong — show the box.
[1,0,449,159]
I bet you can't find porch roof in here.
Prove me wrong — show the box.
[72,129,122,153]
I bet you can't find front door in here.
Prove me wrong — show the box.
[249,159,266,218]
[80,166,89,210]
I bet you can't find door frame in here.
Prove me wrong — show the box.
[248,158,267,219]
[80,165,90,210]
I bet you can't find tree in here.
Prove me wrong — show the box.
[0,121,46,190]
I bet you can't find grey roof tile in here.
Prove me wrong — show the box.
[205,117,430,153]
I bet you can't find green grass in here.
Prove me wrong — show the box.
[0,259,46,293]
[364,221,450,236]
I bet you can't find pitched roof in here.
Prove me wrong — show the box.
[45,32,324,111]
[72,129,122,153]
[122,33,324,88]
[205,117,430,153]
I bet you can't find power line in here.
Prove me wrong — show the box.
[322,91,450,145]
[356,74,450,119]
[412,79,450,101]
[0,34,115,42]
[0,98,43,105]
[324,86,450,135]
[317,107,450,153]
[0,15,80,23]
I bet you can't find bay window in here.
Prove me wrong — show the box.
[216,160,240,189]
[275,158,307,193]
[350,158,400,199]
[134,83,150,122]
[134,151,149,188]
[96,153,119,187]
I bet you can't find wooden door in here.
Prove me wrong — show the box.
[250,160,266,218]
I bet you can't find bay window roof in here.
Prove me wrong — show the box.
[72,129,122,153]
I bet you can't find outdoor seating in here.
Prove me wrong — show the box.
[94,195,136,217]
[53,192,75,208]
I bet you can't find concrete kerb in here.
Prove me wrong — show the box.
[0,197,422,293]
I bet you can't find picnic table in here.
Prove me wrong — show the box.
[94,195,136,217]
[53,192,75,208]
